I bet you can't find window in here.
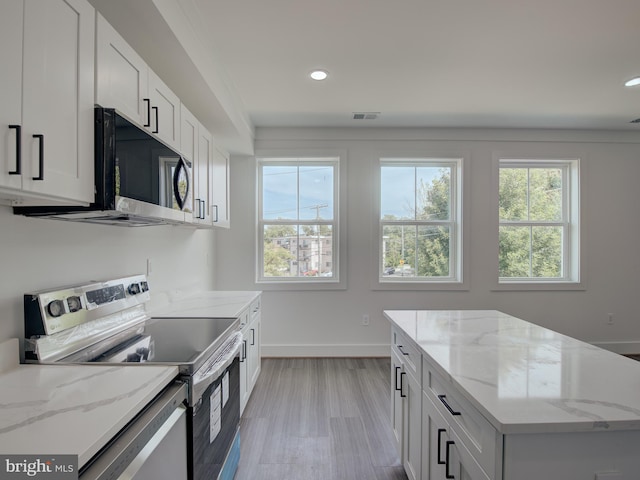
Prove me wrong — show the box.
[498,159,580,284]
[379,158,462,283]
[258,157,339,283]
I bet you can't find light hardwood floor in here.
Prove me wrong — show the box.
[236,358,408,480]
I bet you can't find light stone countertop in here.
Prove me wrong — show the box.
[0,339,178,467]
[384,309,640,435]
[147,290,261,319]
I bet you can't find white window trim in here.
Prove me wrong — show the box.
[492,155,584,291]
[372,154,469,291]
[255,150,347,291]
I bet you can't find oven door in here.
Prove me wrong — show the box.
[80,382,188,480]
[190,348,241,480]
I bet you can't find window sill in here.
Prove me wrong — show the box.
[491,281,585,292]
[372,280,469,291]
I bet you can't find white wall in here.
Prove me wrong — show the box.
[0,207,216,345]
[216,127,640,356]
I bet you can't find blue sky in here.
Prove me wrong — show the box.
[262,165,334,220]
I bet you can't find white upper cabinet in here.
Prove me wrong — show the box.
[212,147,230,228]
[95,13,148,126]
[148,70,181,151]
[181,104,216,227]
[95,13,180,150]
[0,0,24,193]
[1,0,95,205]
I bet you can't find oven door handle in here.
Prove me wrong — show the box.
[192,332,242,406]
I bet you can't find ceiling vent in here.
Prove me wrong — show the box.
[353,112,380,120]
[630,118,640,123]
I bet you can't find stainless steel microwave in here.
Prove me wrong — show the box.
[14,108,193,226]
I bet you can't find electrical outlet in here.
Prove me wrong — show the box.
[607,313,614,325]
[362,314,370,326]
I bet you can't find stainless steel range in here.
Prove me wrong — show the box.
[23,274,242,480]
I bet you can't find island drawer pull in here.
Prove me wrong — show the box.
[438,394,461,416]
[400,372,407,398]
[398,345,410,356]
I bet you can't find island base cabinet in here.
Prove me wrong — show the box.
[422,392,490,480]
[503,430,640,480]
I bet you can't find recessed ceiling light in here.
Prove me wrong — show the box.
[310,70,328,81]
[624,76,640,87]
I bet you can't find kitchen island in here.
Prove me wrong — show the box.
[385,309,640,480]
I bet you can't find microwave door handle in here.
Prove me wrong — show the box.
[172,157,190,210]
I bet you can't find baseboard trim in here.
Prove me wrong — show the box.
[262,344,390,357]
[591,341,640,354]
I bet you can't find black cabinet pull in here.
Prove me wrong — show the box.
[195,198,202,219]
[213,204,219,222]
[437,428,446,465]
[438,395,461,416]
[445,440,455,479]
[398,345,409,356]
[143,98,151,127]
[152,106,158,133]
[201,200,206,219]
[251,328,255,346]
[32,134,44,180]
[394,366,402,391]
[241,340,247,361]
[400,372,407,398]
[8,125,21,174]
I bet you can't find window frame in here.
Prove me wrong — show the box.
[374,155,467,290]
[256,153,345,290]
[495,156,583,290]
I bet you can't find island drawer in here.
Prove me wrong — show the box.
[392,326,421,380]
[423,358,500,479]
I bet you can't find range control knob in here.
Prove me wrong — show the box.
[46,300,65,318]
[67,295,82,313]
[128,283,141,295]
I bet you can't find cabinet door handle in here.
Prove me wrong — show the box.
[241,340,247,361]
[32,134,44,180]
[195,198,202,219]
[251,328,255,346]
[445,440,455,479]
[437,428,447,465]
[201,200,206,219]
[143,98,151,127]
[8,125,21,174]
[213,204,219,223]
[152,106,159,133]
[394,366,402,391]
[400,372,407,398]
[398,345,409,356]
[438,394,461,416]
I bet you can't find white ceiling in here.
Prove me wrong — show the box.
[89,0,640,153]
[182,0,640,130]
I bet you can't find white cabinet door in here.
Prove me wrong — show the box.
[180,104,201,223]
[247,309,261,390]
[391,348,404,458]
[0,0,23,191]
[95,13,148,126]
[423,391,450,480]
[211,147,230,228]
[239,308,250,414]
[19,0,94,203]
[403,369,422,480]
[196,124,214,226]
[148,70,180,150]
